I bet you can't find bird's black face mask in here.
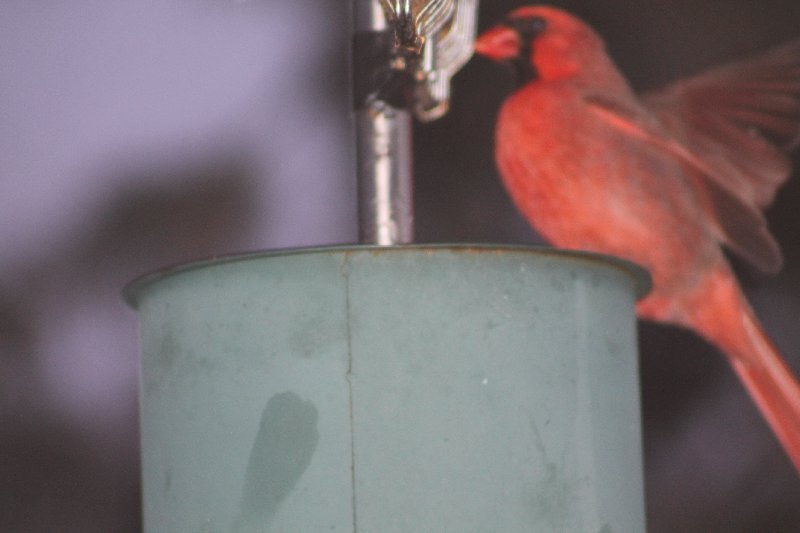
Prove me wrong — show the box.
[503,15,547,86]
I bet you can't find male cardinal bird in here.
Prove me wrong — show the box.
[476,5,800,472]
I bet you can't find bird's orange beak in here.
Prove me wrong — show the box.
[474,25,521,61]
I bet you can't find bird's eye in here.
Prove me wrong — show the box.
[505,16,547,39]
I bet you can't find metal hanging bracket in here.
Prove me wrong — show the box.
[353,0,479,245]
[376,0,479,121]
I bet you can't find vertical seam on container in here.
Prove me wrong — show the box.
[343,252,358,533]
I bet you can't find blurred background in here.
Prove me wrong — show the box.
[2,0,799,531]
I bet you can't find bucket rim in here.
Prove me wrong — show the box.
[122,243,651,309]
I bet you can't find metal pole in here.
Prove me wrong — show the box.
[352,0,478,245]
[353,0,415,245]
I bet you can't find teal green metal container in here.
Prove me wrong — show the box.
[125,245,649,532]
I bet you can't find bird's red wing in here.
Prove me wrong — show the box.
[585,94,782,273]
[643,39,800,209]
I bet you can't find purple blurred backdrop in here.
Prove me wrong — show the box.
[2,1,799,531]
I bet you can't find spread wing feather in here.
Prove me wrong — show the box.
[643,39,800,208]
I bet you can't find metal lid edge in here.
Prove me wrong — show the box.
[122,243,652,309]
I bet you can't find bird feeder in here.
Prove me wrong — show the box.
[126,1,650,531]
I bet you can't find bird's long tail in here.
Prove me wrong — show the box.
[728,314,800,471]
[690,269,800,473]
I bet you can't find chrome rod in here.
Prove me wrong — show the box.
[352,0,479,244]
[353,0,414,245]
[356,106,414,245]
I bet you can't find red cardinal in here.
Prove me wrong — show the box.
[476,5,800,472]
